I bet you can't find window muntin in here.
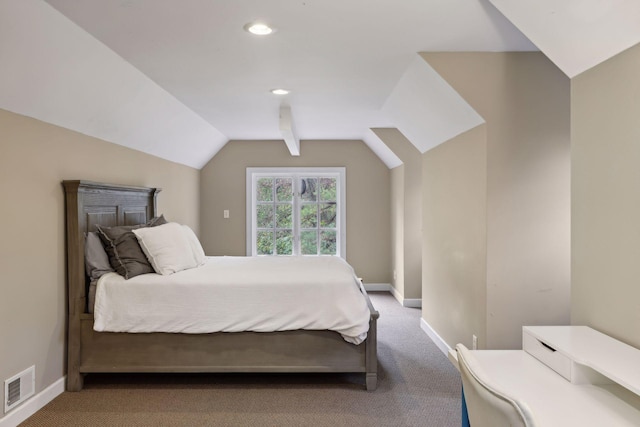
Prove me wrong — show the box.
[255,177,294,255]
[247,168,345,257]
[298,176,338,255]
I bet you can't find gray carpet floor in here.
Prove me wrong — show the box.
[21,292,462,426]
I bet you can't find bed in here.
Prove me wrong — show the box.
[63,180,379,391]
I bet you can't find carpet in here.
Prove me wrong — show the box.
[20,292,461,426]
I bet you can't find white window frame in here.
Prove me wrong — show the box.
[246,167,346,258]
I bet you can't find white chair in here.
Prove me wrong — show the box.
[456,344,537,427]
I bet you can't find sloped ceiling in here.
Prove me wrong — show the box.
[3,1,638,169]
[382,55,485,155]
[1,0,537,169]
[489,0,640,78]
[0,0,227,169]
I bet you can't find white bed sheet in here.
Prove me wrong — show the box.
[94,256,371,344]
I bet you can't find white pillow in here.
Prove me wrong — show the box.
[133,222,198,275]
[182,225,206,266]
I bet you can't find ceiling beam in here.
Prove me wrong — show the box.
[279,106,300,156]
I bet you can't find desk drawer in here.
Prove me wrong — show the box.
[523,330,572,381]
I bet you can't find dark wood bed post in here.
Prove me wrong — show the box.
[361,281,379,391]
[63,181,84,392]
[63,180,160,391]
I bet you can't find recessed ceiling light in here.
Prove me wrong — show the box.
[271,89,290,95]
[244,22,274,36]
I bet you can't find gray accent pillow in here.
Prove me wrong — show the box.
[147,214,167,227]
[84,232,114,280]
[96,215,168,280]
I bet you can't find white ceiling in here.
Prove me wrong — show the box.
[489,0,640,78]
[383,55,485,154]
[27,0,535,167]
[0,0,227,169]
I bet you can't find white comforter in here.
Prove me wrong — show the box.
[94,256,371,344]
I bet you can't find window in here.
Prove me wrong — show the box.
[246,167,346,257]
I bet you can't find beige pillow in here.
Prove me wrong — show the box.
[133,222,198,275]
[182,225,206,266]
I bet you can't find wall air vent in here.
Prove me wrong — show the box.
[4,366,35,413]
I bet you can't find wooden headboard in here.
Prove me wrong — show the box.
[62,180,161,316]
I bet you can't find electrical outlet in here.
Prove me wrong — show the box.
[223,210,229,219]
[472,334,478,350]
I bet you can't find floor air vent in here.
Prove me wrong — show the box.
[4,366,35,413]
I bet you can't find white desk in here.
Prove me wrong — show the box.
[458,326,640,426]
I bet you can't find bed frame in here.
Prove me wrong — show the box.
[63,180,379,391]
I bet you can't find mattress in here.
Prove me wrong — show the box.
[93,256,371,344]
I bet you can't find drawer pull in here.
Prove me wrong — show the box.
[540,341,556,352]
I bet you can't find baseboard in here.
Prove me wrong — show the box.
[390,286,403,304]
[363,283,391,292]
[420,318,452,357]
[0,376,65,427]
[388,286,422,308]
[403,299,422,308]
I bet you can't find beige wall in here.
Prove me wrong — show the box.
[0,109,200,419]
[421,52,571,349]
[373,128,422,300]
[571,43,640,348]
[390,165,405,295]
[422,125,488,350]
[199,140,391,283]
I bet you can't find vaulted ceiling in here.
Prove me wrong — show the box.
[1,1,638,169]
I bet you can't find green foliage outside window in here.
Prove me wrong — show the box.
[275,230,293,255]
[276,205,292,228]
[256,230,274,255]
[255,175,338,256]
[275,178,293,201]
[257,178,273,201]
[300,230,317,255]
